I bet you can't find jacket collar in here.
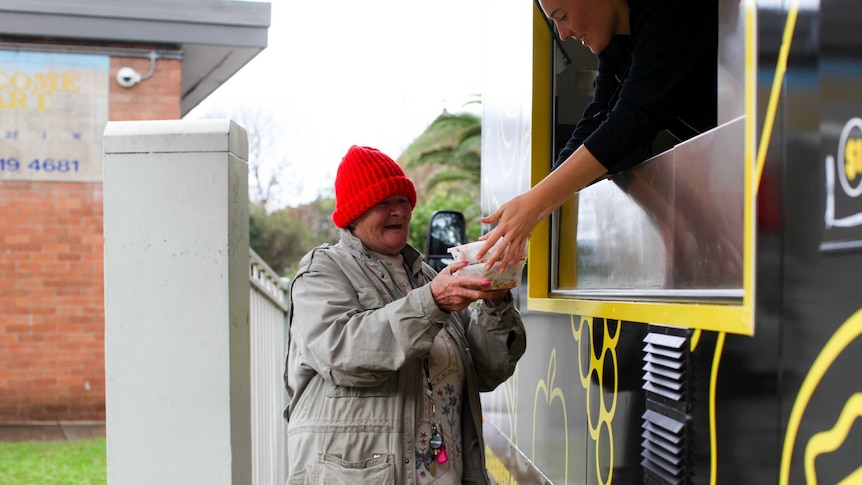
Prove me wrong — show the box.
[338,228,426,277]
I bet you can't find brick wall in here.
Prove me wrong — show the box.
[109,56,182,120]
[0,51,181,422]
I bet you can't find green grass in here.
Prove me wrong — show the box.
[0,439,106,485]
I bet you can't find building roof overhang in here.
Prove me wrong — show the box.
[0,0,271,116]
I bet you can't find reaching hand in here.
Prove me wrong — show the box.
[477,192,540,270]
[475,144,607,271]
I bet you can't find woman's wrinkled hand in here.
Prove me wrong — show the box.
[430,260,495,312]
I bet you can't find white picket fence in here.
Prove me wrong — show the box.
[249,249,288,485]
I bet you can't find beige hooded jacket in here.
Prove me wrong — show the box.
[284,229,525,484]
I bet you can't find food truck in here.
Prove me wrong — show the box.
[426,0,862,483]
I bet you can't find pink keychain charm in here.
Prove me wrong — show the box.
[436,444,448,464]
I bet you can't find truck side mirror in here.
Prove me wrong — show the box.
[425,210,467,272]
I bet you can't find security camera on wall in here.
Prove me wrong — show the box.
[116,67,141,88]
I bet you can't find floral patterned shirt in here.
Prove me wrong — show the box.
[415,330,465,484]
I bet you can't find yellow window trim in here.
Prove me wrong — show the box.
[527,2,757,336]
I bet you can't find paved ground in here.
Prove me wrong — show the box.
[0,421,106,442]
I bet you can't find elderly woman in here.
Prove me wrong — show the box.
[284,145,526,484]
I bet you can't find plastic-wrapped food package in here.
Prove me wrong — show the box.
[447,240,525,290]
[453,259,525,290]
[446,240,506,264]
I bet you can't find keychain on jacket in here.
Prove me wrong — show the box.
[424,357,448,476]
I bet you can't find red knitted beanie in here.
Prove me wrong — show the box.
[331,145,417,228]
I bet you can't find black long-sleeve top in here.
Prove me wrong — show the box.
[555,0,718,173]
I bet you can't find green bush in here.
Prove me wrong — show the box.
[409,190,481,255]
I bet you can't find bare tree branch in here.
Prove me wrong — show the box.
[186,100,299,211]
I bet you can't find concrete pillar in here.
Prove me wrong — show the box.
[103,119,250,485]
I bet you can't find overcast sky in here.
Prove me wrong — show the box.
[186,0,485,208]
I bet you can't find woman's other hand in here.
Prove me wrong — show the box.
[430,261,495,312]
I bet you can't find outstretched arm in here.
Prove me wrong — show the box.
[478,144,607,270]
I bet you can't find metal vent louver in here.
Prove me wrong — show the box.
[641,329,691,484]
[641,408,686,484]
[642,333,687,402]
